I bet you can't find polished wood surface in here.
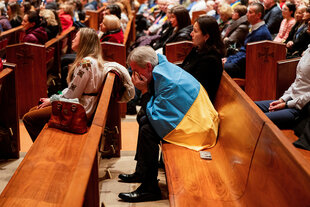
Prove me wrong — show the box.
[191,10,206,24]
[276,57,300,99]
[165,41,193,65]
[245,40,286,101]
[101,42,126,67]
[0,65,20,158]
[0,72,119,207]
[86,6,106,30]
[163,71,267,206]
[243,123,310,206]
[163,71,310,206]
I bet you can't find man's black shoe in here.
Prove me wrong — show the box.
[118,173,142,183]
[118,184,161,202]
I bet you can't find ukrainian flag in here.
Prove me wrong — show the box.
[146,54,219,151]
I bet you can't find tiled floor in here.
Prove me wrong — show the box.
[4,114,169,207]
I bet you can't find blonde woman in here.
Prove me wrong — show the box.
[99,14,124,43]
[40,9,62,40]
[23,28,105,142]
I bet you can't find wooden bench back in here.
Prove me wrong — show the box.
[245,40,286,101]
[243,122,310,206]
[165,41,193,64]
[86,6,106,30]
[101,42,126,67]
[276,57,299,99]
[0,63,19,158]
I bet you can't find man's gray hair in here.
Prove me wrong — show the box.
[127,46,159,68]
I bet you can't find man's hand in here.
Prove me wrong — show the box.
[132,72,148,94]
[286,41,293,48]
[37,98,51,109]
[269,99,286,112]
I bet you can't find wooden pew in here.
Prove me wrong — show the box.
[243,122,310,206]
[0,63,19,159]
[6,27,76,117]
[244,40,286,101]
[0,72,121,206]
[165,41,193,65]
[101,41,127,118]
[86,6,106,30]
[191,10,206,24]
[162,71,310,206]
[163,71,266,206]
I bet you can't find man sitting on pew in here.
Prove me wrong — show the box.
[256,45,310,129]
[223,3,272,78]
[118,46,219,202]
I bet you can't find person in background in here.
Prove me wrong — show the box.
[45,0,58,10]
[21,1,32,16]
[7,2,22,28]
[223,4,249,51]
[256,45,310,129]
[263,0,283,37]
[99,14,124,43]
[23,28,106,142]
[40,9,62,40]
[223,3,272,78]
[217,3,233,34]
[285,5,306,45]
[0,3,11,31]
[58,3,74,31]
[160,5,192,54]
[274,2,296,42]
[21,11,48,44]
[286,5,310,58]
[181,15,225,103]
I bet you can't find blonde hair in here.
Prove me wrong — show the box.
[219,3,232,19]
[102,14,121,31]
[40,9,58,26]
[67,28,105,83]
[60,3,74,17]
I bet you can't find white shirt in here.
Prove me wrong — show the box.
[281,45,310,109]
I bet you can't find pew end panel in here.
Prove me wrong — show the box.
[243,122,310,206]
[6,43,47,117]
[276,57,299,99]
[86,7,106,30]
[165,41,193,65]
[163,72,266,206]
[101,41,127,118]
[245,40,286,101]
[0,64,20,158]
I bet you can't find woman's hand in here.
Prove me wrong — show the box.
[37,98,51,109]
[132,72,148,95]
[269,99,286,112]
[286,41,293,48]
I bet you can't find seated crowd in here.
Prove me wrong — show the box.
[1,0,309,204]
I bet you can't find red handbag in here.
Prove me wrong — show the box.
[48,101,88,134]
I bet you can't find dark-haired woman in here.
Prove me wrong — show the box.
[21,11,48,44]
[161,5,192,54]
[274,2,296,42]
[180,15,225,103]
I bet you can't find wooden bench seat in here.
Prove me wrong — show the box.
[0,72,121,207]
[163,71,310,206]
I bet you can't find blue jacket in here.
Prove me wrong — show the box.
[264,4,283,35]
[225,24,272,65]
[146,54,219,151]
